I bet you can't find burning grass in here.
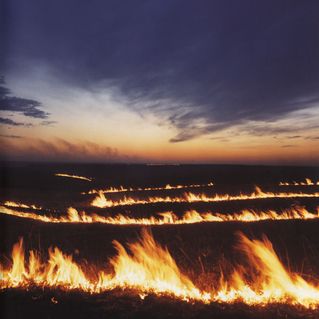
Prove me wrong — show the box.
[279,178,319,186]
[54,173,92,182]
[1,229,319,309]
[83,182,214,195]
[90,186,319,208]
[1,205,319,225]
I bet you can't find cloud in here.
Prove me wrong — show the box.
[0,117,30,126]
[239,121,319,137]
[0,77,49,119]
[169,122,232,142]
[3,1,319,141]
[281,144,296,148]
[305,136,319,140]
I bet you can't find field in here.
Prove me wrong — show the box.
[1,162,319,318]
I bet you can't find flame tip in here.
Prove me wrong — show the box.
[2,230,319,308]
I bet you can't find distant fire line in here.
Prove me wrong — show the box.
[1,230,319,308]
[83,182,214,195]
[2,201,42,210]
[55,173,92,182]
[91,186,319,208]
[279,178,319,186]
[1,205,318,225]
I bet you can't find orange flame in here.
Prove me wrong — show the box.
[0,231,208,302]
[83,182,214,195]
[279,178,319,186]
[104,229,208,301]
[1,230,319,308]
[91,186,319,208]
[1,205,319,225]
[216,233,319,308]
[3,201,42,210]
[55,173,92,182]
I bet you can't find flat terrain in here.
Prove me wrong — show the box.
[1,163,319,318]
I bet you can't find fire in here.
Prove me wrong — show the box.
[91,186,319,208]
[0,231,208,302]
[83,182,214,195]
[215,233,319,308]
[279,178,319,186]
[3,201,41,210]
[1,205,319,225]
[2,238,93,290]
[103,229,208,301]
[55,173,92,182]
[1,230,319,308]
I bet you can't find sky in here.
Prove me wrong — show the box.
[1,0,319,165]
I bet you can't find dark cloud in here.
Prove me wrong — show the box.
[241,123,319,137]
[170,122,232,142]
[0,77,48,119]
[0,117,28,126]
[3,0,319,141]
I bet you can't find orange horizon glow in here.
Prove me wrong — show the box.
[1,128,319,165]
[1,67,319,165]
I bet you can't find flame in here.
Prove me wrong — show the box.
[1,205,319,225]
[0,231,208,302]
[2,238,92,290]
[83,182,214,195]
[103,229,208,301]
[215,233,319,308]
[279,178,319,186]
[3,201,42,210]
[91,186,319,208]
[55,173,92,182]
[1,230,319,308]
